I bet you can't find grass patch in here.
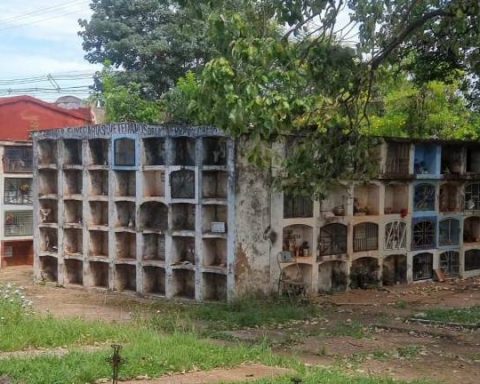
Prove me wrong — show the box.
[327,321,368,339]
[421,306,480,325]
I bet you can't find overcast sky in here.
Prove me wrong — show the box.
[0,0,99,101]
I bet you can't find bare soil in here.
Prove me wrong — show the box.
[2,266,480,383]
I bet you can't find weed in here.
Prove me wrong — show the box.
[397,345,421,359]
[421,306,480,325]
[395,300,408,309]
[327,321,368,339]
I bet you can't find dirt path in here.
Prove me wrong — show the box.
[122,365,292,384]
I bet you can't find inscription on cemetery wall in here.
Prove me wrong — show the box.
[32,123,225,140]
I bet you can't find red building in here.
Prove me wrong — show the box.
[0,95,93,268]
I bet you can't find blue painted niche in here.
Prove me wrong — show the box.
[414,144,440,177]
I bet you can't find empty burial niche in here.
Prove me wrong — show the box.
[115,264,136,292]
[64,229,82,255]
[88,170,108,196]
[283,224,313,257]
[202,205,227,234]
[63,170,82,196]
[172,237,195,265]
[172,204,195,231]
[170,170,195,199]
[465,249,480,271]
[203,238,227,267]
[172,137,196,166]
[384,183,408,214]
[353,184,379,215]
[39,199,57,223]
[203,137,227,166]
[202,171,227,199]
[440,250,460,277]
[413,253,433,281]
[89,261,109,288]
[464,217,480,243]
[143,138,166,165]
[38,140,57,166]
[385,142,410,176]
[64,259,83,285]
[466,146,480,173]
[89,230,108,257]
[320,185,350,216]
[39,256,58,282]
[38,170,57,196]
[139,202,168,231]
[318,261,348,293]
[115,171,136,197]
[64,200,82,224]
[172,269,195,299]
[142,234,165,261]
[115,201,136,228]
[88,139,109,166]
[63,139,82,165]
[439,183,461,212]
[143,266,165,295]
[350,257,379,289]
[414,144,438,175]
[40,228,57,253]
[441,145,463,175]
[89,201,108,226]
[143,171,165,197]
[383,254,407,286]
[115,232,136,260]
[203,273,227,301]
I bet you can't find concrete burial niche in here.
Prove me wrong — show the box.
[202,171,228,199]
[38,140,57,166]
[203,238,227,267]
[414,144,439,175]
[88,230,108,258]
[464,216,480,243]
[39,256,58,282]
[115,232,136,260]
[63,139,82,165]
[320,185,350,216]
[39,228,57,253]
[172,237,195,264]
[385,142,410,176]
[38,170,57,196]
[353,183,380,216]
[114,171,136,197]
[465,183,480,210]
[88,138,109,166]
[439,250,460,277]
[384,183,409,214]
[143,266,165,295]
[64,228,82,255]
[353,222,378,252]
[441,145,463,175]
[88,201,108,226]
[143,138,166,165]
[412,252,433,281]
[172,137,196,166]
[383,254,407,285]
[115,201,136,228]
[64,259,83,285]
[143,170,165,197]
[172,269,195,299]
[465,249,480,272]
[318,223,347,258]
[170,170,195,199]
[142,233,165,261]
[318,261,348,293]
[88,261,109,288]
[115,264,136,292]
[283,224,313,257]
[88,170,108,196]
[203,137,227,166]
[203,273,227,301]
[139,202,167,231]
[350,257,379,289]
[202,205,227,234]
[63,170,82,196]
[466,146,480,173]
[64,200,82,224]
[39,199,57,223]
[172,204,195,231]
[439,183,461,212]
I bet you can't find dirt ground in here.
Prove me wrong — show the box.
[2,266,480,384]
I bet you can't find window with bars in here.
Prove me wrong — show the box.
[284,194,313,218]
[440,251,460,276]
[4,211,33,237]
[439,218,460,246]
[465,183,480,210]
[3,146,32,173]
[384,221,406,250]
[353,222,378,252]
[413,253,433,280]
[412,217,436,250]
[113,138,136,167]
[318,224,347,256]
[465,249,480,271]
[414,183,436,211]
[4,178,32,205]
